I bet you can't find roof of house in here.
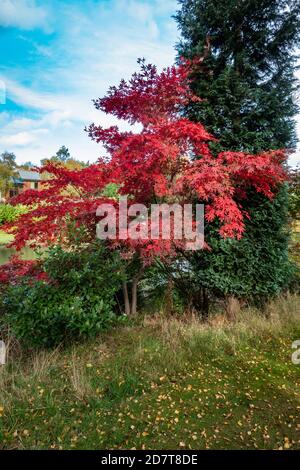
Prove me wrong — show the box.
[17,170,41,181]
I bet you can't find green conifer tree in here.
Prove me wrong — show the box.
[175,0,300,307]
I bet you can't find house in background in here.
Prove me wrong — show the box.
[9,170,41,198]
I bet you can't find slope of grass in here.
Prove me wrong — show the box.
[0,295,299,450]
[0,230,13,246]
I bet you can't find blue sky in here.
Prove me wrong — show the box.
[0,0,299,167]
[0,0,178,164]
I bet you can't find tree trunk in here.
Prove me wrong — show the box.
[123,280,130,315]
[131,278,138,316]
[130,266,145,316]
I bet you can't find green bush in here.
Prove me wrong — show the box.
[0,204,28,225]
[2,244,123,348]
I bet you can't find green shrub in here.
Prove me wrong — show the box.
[0,204,28,225]
[2,243,123,347]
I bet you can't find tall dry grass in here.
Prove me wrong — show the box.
[0,294,299,411]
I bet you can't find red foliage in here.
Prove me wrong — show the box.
[4,58,287,261]
[0,255,46,286]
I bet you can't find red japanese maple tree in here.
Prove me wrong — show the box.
[2,58,287,314]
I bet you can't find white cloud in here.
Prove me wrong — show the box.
[0,77,137,163]
[118,0,159,39]
[1,76,126,126]
[0,0,49,31]
[18,35,53,57]
[0,129,49,147]
[3,78,58,112]
[0,0,179,164]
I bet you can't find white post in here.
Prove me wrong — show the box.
[0,340,6,365]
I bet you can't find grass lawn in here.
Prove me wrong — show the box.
[0,295,299,450]
[0,230,13,246]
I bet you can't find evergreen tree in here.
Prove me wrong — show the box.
[0,151,17,198]
[0,151,16,169]
[175,0,300,307]
[55,145,71,162]
[176,0,300,153]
